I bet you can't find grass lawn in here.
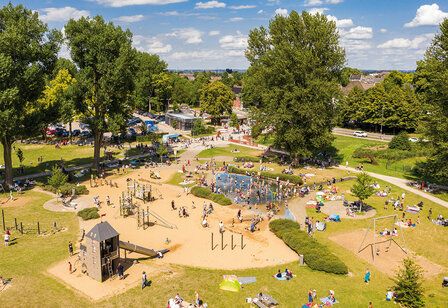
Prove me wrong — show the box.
[0,186,447,306]
[196,144,263,159]
[333,135,424,179]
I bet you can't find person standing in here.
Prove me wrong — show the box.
[219,221,224,233]
[364,269,371,284]
[68,241,74,256]
[141,271,147,289]
[117,263,124,280]
[4,232,10,246]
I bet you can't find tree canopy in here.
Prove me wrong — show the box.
[65,16,136,169]
[200,81,234,123]
[0,3,61,185]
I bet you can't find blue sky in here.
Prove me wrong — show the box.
[3,0,448,70]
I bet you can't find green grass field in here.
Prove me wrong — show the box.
[196,144,263,159]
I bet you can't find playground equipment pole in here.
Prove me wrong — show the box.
[241,234,245,250]
[20,222,23,234]
[231,234,234,250]
[37,222,40,235]
[14,218,17,230]
[211,233,214,250]
[221,232,224,250]
[1,209,5,231]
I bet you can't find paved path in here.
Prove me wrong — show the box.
[339,166,448,209]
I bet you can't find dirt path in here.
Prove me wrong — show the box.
[339,166,448,209]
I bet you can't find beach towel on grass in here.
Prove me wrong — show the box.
[320,297,339,306]
[238,277,256,285]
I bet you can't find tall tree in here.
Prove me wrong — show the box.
[393,258,425,308]
[413,18,448,184]
[171,74,198,107]
[200,81,234,124]
[351,173,375,211]
[244,11,345,157]
[132,51,167,111]
[0,4,60,185]
[65,16,136,170]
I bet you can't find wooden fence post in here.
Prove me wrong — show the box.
[37,222,40,235]
[1,209,5,231]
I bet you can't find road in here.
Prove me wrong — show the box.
[332,127,393,142]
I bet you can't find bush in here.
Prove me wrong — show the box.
[47,166,68,189]
[77,207,100,220]
[43,183,89,196]
[269,219,348,275]
[190,186,232,206]
[389,132,411,151]
[191,119,214,136]
[233,156,260,163]
[227,166,304,185]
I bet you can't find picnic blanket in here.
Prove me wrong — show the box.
[406,206,420,213]
[316,221,326,231]
[238,277,257,285]
[320,297,338,306]
[273,273,293,281]
[329,214,341,222]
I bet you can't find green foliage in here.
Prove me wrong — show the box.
[229,112,239,128]
[191,119,214,136]
[227,166,303,185]
[340,67,361,87]
[351,172,375,203]
[171,74,198,107]
[200,81,234,123]
[77,207,100,221]
[43,183,89,196]
[0,3,61,184]
[15,148,25,166]
[352,147,378,164]
[389,132,412,150]
[393,258,425,308]
[47,166,68,189]
[136,132,160,143]
[156,144,168,162]
[65,16,137,169]
[190,186,232,206]
[233,156,260,163]
[244,11,344,158]
[413,19,448,185]
[270,219,348,275]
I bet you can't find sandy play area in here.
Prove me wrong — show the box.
[329,229,444,278]
[47,157,299,299]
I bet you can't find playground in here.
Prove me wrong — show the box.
[1,142,447,306]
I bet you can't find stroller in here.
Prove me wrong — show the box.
[443,277,448,287]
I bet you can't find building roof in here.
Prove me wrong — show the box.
[166,112,197,120]
[86,221,119,242]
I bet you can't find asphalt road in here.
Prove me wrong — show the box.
[332,127,393,142]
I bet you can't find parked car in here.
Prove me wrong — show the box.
[408,137,419,143]
[80,130,92,138]
[353,131,368,137]
[72,129,81,137]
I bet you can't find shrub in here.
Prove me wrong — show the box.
[191,119,214,136]
[352,147,378,164]
[43,183,89,196]
[269,219,348,275]
[47,166,68,189]
[389,132,411,151]
[77,207,100,220]
[190,186,232,206]
[233,156,260,163]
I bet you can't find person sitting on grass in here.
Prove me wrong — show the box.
[276,269,282,278]
[285,268,293,280]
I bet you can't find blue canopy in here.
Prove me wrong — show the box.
[162,133,179,143]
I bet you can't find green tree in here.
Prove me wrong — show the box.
[65,16,136,170]
[413,18,448,185]
[393,258,425,308]
[152,72,173,112]
[171,74,198,107]
[156,144,168,162]
[132,51,167,111]
[15,148,25,167]
[351,173,375,211]
[51,58,77,79]
[47,166,68,189]
[340,67,362,87]
[200,81,234,124]
[0,4,61,185]
[229,112,239,128]
[244,11,345,158]
[389,132,411,151]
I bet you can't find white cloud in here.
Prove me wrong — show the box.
[114,14,144,23]
[327,15,353,28]
[159,10,180,16]
[257,9,264,14]
[305,0,343,6]
[405,4,448,28]
[39,7,89,23]
[209,30,220,36]
[377,34,434,49]
[195,1,226,9]
[275,8,288,17]
[340,26,373,40]
[229,5,256,10]
[379,28,387,33]
[95,0,187,7]
[133,35,172,54]
[168,28,203,44]
[169,49,243,60]
[228,17,244,22]
[219,32,248,49]
[341,39,371,51]
[307,7,329,15]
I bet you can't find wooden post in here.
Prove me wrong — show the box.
[37,222,40,235]
[231,234,234,250]
[20,222,23,234]
[14,218,17,230]
[221,232,224,250]
[241,234,245,250]
[146,206,149,226]
[211,232,214,250]
[1,209,5,231]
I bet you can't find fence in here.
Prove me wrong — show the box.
[1,209,64,236]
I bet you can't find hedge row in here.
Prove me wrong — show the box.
[44,183,89,196]
[190,186,232,206]
[77,207,100,220]
[269,219,348,275]
[233,156,261,163]
[227,166,304,185]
